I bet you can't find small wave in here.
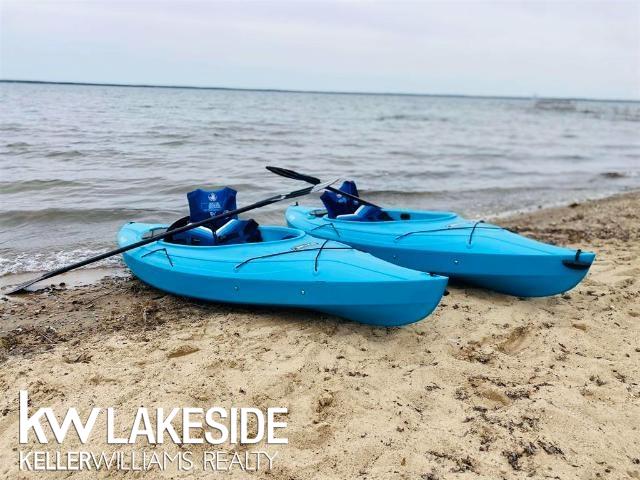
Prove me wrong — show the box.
[364,185,561,198]
[363,189,436,197]
[0,207,177,226]
[0,179,87,194]
[386,150,425,159]
[0,123,22,131]
[376,114,448,122]
[45,150,83,158]
[5,142,30,148]
[0,248,123,276]
[600,171,628,179]
[158,140,186,146]
[158,133,191,140]
[556,154,588,161]
[532,99,577,112]
[157,183,258,195]
[267,130,297,136]
[614,113,640,122]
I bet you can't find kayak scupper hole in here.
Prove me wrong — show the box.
[234,286,239,291]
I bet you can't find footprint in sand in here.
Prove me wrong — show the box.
[497,326,532,355]
[290,422,334,449]
[477,386,512,406]
[166,344,200,359]
[88,374,118,385]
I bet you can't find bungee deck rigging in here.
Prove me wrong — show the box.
[233,240,354,272]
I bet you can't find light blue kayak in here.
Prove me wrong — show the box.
[117,222,447,326]
[285,206,595,297]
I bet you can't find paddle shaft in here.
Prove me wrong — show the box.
[265,166,380,208]
[5,185,318,294]
[324,185,380,208]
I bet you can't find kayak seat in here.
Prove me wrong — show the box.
[215,219,262,245]
[337,205,392,222]
[164,220,262,246]
[320,180,360,218]
[321,180,392,221]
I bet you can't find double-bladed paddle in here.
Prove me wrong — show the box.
[4,179,337,295]
[266,166,380,208]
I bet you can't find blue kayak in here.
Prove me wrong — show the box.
[285,206,595,297]
[117,222,447,326]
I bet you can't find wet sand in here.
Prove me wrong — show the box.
[1,192,639,479]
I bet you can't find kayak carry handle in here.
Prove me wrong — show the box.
[562,249,591,270]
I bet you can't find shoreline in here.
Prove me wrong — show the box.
[1,191,639,478]
[2,189,638,294]
[487,188,640,220]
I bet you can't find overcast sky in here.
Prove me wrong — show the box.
[1,0,638,99]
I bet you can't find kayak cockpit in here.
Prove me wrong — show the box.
[307,208,458,223]
[317,179,457,223]
[369,210,458,222]
[148,186,304,248]
[155,225,304,247]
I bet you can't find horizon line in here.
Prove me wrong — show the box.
[1,79,638,103]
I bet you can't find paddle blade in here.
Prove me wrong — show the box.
[311,178,340,193]
[266,166,321,185]
[3,277,42,295]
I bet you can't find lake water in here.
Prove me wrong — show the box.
[1,82,639,277]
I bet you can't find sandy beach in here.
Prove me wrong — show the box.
[1,192,638,479]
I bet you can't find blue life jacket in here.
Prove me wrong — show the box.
[215,219,262,245]
[320,181,360,218]
[187,187,238,227]
[169,187,239,246]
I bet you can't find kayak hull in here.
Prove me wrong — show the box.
[117,223,447,326]
[285,206,595,297]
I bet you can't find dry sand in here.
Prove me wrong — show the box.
[1,192,639,479]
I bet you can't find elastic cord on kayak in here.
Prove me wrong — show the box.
[314,240,330,272]
[393,222,503,245]
[468,220,486,245]
[234,243,353,272]
[310,222,342,237]
[141,248,174,266]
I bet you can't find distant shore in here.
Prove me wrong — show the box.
[3,79,639,103]
[1,191,639,478]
